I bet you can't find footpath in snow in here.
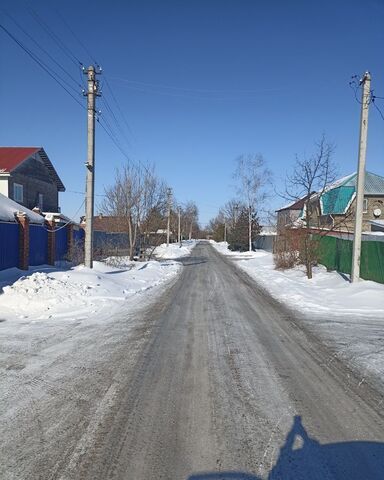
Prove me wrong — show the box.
[212,241,384,391]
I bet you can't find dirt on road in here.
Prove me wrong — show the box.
[1,242,384,480]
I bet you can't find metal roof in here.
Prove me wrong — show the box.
[342,171,384,195]
[0,147,65,192]
[0,147,40,172]
[320,171,384,215]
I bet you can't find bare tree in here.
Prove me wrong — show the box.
[183,201,199,240]
[101,164,167,261]
[234,154,272,251]
[283,135,337,279]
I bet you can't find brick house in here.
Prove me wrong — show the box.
[0,147,65,213]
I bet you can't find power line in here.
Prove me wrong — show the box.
[0,23,85,110]
[108,76,284,95]
[54,8,98,65]
[26,3,82,68]
[97,116,150,174]
[2,9,83,92]
[104,77,135,137]
[100,95,132,148]
[372,97,384,121]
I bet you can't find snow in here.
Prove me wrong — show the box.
[153,240,196,259]
[0,259,182,322]
[0,192,44,224]
[212,241,384,389]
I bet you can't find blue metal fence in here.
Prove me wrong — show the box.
[55,227,68,261]
[73,228,85,244]
[0,222,19,270]
[29,224,48,266]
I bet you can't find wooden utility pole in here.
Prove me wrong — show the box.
[166,187,172,247]
[224,221,227,243]
[351,72,371,283]
[84,65,101,269]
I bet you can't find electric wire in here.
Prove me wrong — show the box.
[54,8,98,65]
[372,98,384,121]
[43,199,85,232]
[26,3,82,68]
[0,23,86,110]
[103,77,135,137]
[2,9,84,93]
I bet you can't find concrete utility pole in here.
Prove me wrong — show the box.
[84,65,101,269]
[166,187,172,247]
[178,206,182,247]
[351,72,371,283]
[248,205,252,252]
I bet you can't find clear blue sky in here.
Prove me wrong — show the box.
[1,0,384,226]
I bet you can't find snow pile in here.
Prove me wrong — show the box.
[153,240,196,259]
[213,242,384,317]
[0,260,181,321]
[0,192,44,224]
[212,241,384,388]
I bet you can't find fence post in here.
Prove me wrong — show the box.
[46,219,56,266]
[16,213,29,270]
[67,223,74,260]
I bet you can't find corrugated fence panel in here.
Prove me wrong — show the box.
[29,224,48,266]
[73,228,85,244]
[55,228,68,261]
[318,235,384,284]
[0,222,19,270]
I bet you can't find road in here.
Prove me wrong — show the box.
[2,242,384,479]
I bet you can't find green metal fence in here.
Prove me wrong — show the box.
[318,235,384,284]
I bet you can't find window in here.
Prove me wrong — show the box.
[38,193,44,210]
[13,183,23,203]
[363,198,368,213]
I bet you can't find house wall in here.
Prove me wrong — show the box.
[0,175,9,196]
[9,154,59,211]
[277,209,301,228]
[312,196,384,232]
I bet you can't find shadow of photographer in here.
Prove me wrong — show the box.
[187,415,384,480]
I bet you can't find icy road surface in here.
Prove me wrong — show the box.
[1,242,384,479]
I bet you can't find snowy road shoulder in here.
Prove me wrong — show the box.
[0,257,182,324]
[211,241,384,390]
[152,240,197,259]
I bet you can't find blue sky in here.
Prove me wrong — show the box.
[1,0,384,226]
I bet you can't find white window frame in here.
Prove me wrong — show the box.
[363,198,368,213]
[13,183,23,203]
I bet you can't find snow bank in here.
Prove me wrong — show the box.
[0,259,181,322]
[0,192,44,224]
[212,241,384,388]
[153,240,196,259]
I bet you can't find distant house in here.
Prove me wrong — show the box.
[0,147,65,213]
[276,194,312,229]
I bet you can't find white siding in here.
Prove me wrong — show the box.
[0,176,9,197]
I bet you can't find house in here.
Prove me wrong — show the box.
[308,171,384,233]
[276,194,312,229]
[0,147,65,213]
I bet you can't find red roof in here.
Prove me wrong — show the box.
[0,147,41,172]
[0,147,65,191]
